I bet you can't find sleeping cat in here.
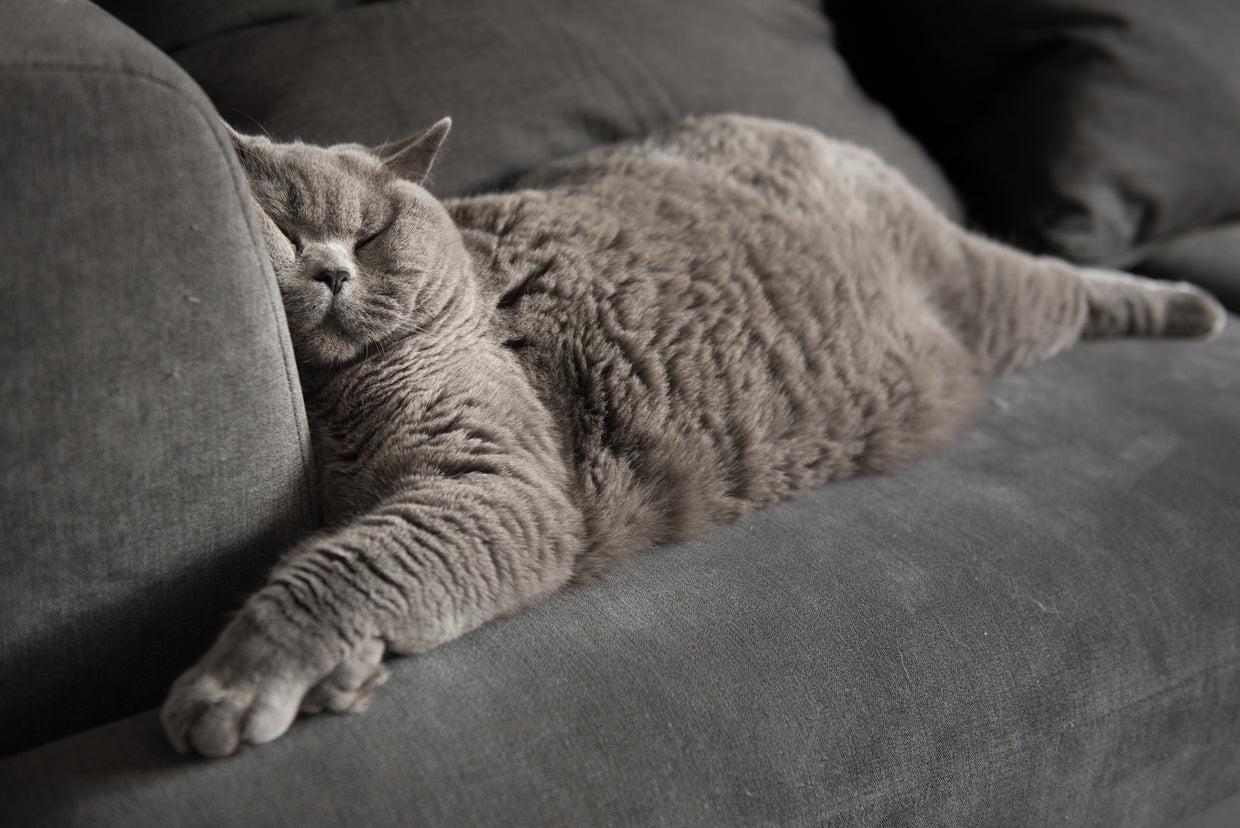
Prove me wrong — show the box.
[161,114,1224,757]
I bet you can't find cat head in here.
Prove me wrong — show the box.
[229,118,470,367]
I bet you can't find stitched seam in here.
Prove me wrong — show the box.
[0,60,319,520]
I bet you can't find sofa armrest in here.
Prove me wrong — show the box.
[0,0,316,756]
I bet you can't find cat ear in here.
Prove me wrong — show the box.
[377,117,451,185]
[220,118,246,142]
[222,118,265,168]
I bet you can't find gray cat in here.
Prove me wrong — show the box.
[161,114,1224,757]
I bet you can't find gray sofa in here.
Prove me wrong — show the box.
[2,0,1237,824]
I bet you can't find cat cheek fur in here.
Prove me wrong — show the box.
[254,208,338,361]
[254,201,295,268]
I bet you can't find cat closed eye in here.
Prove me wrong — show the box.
[355,228,385,252]
[279,227,303,253]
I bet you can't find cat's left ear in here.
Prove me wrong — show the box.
[377,117,451,185]
[221,118,268,171]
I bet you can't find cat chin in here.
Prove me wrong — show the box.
[284,311,367,366]
[280,290,373,366]
[296,313,408,367]
[295,331,366,367]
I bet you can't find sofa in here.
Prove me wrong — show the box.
[1,0,1237,823]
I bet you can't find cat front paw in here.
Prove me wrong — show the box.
[160,608,388,758]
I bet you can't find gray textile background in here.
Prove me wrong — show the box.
[3,324,1238,826]
[0,0,317,755]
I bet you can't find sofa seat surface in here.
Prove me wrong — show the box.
[3,322,1237,826]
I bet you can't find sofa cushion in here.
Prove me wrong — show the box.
[171,0,961,216]
[2,322,1237,825]
[0,0,317,755]
[826,0,1240,283]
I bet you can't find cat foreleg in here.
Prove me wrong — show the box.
[161,485,579,757]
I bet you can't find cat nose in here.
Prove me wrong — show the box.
[314,267,350,295]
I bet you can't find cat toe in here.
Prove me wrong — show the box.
[188,697,246,758]
[241,680,305,745]
[161,675,252,758]
[159,687,207,755]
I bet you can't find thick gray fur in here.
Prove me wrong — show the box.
[162,115,1225,757]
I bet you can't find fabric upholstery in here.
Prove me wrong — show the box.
[2,322,1238,825]
[825,0,1240,282]
[0,0,316,755]
[171,0,962,216]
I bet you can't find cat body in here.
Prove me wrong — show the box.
[162,115,1223,757]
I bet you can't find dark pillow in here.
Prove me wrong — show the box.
[826,0,1240,268]
[170,0,961,215]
